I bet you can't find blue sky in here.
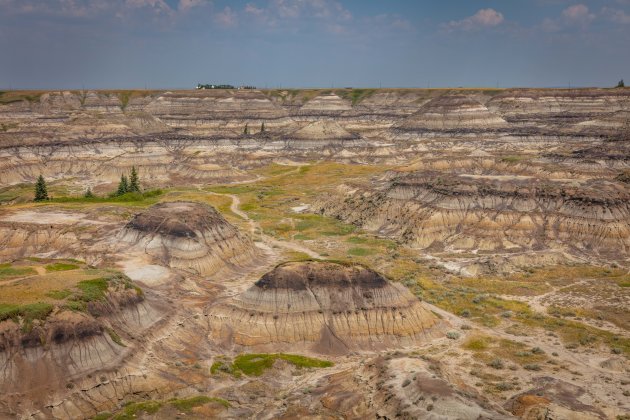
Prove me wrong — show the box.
[1,0,629,89]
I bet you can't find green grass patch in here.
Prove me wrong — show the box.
[214,353,333,377]
[51,189,163,205]
[0,302,54,324]
[75,278,110,302]
[45,263,79,272]
[45,289,72,300]
[234,353,333,376]
[169,396,230,411]
[346,236,369,244]
[347,247,374,256]
[0,263,36,280]
[293,233,312,240]
[463,335,490,351]
[107,328,125,346]
[338,88,377,105]
[113,401,162,420]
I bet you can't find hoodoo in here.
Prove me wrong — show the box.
[120,201,260,276]
[208,261,444,354]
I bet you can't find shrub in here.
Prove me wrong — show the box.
[446,331,460,340]
[524,364,541,371]
[488,358,504,369]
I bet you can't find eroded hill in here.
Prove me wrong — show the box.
[0,88,628,419]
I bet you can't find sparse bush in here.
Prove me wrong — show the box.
[446,331,460,340]
[524,364,541,371]
[496,382,513,391]
[488,358,504,369]
[460,309,471,318]
[531,347,545,355]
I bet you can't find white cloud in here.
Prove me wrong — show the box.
[561,4,595,24]
[443,8,504,32]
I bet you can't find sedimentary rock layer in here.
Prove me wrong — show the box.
[1,88,629,186]
[208,261,443,354]
[314,170,630,260]
[120,201,260,276]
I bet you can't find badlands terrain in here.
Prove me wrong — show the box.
[0,87,628,419]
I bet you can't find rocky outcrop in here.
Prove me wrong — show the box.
[1,88,630,186]
[314,170,630,262]
[395,94,508,132]
[0,276,160,395]
[208,261,443,354]
[120,201,260,276]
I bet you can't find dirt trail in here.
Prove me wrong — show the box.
[205,164,323,260]
[209,191,323,260]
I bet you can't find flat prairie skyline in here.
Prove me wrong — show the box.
[1,0,629,89]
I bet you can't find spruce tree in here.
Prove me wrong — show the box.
[117,175,129,196]
[34,175,48,201]
[129,166,140,193]
[244,123,249,135]
[84,187,94,198]
[617,79,625,88]
[261,122,265,133]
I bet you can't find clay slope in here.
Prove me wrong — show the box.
[314,171,630,261]
[120,201,260,276]
[0,273,161,395]
[395,94,508,132]
[208,261,444,354]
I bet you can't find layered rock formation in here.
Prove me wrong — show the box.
[395,94,507,133]
[0,272,160,396]
[208,261,443,354]
[1,88,630,186]
[120,201,260,276]
[314,169,630,262]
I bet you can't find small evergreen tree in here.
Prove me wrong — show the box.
[261,122,265,133]
[84,187,94,198]
[117,175,129,196]
[34,175,48,201]
[617,79,625,88]
[129,166,140,193]
[244,123,249,135]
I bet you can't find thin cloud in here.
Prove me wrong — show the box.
[214,6,237,27]
[443,8,504,32]
[602,6,630,24]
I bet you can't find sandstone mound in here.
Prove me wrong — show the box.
[396,94,507,131]
[120,201,259,276]
[291,120,357,140]
[208,261,443,354]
